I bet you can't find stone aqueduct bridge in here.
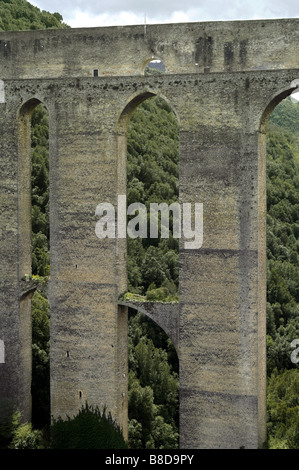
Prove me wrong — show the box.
[0,19,298,449]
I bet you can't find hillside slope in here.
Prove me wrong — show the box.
[0,0,68,31]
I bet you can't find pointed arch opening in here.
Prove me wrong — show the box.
[127,307,179,449]
[116,91,180,448]
[144,59,166,75]
[259,82,299,449]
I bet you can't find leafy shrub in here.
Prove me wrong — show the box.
[50,403,127,449]
[267,369,299,449]
[10,420,42,449]
[0,404,42,449]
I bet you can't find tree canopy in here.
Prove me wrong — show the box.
[0,0,298,448]
[265,98,299,448]
[0,0,69,31]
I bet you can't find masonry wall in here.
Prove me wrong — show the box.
[0,19,298,448]
[0,19,298,78]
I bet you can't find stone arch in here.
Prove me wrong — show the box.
[119,301,179,353]
[115,91,180,441]
[116,89,180,135]
[116,91,156,136]
[1,19,299,449]
[141,57,166,75]
[123,301,180,446]
[18,98,44,280]
[115,89,179,196]
[17,97,49,423]
[0,339,4,364]
[115,90,180,296]
[255,80,299,445]
[259,81,299,133]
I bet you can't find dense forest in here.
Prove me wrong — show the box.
[265,99,299,449]
[128,94,299,449]
[0,0,69,30]
[0,0,298,449]
[126,96,179,301]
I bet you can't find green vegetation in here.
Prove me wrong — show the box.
[0,403,44,449]
[267,369,299,449]
[31,104,50,277]
[0,0,69,31]
[128,312,179,448]
[1,0,298,449]
[0,402,127,449]
[31,290,50,429]
[50,404,127,449]
[0,0,63,437]
[28,93,299,449]
[265,97,299,448]
[125,94,180,448]
[127,96,179,300]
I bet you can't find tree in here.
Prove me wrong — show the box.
[0,0,69,31]
[266,97,299,448]
[50,404,127,449]
[127,96,179,299]
[31,291,50,428]
[128,311,179,449]
[267,369,299,449]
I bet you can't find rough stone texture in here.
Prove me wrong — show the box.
[119,301,179,351]
[0,19,298,448]
[0,19,298,78]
